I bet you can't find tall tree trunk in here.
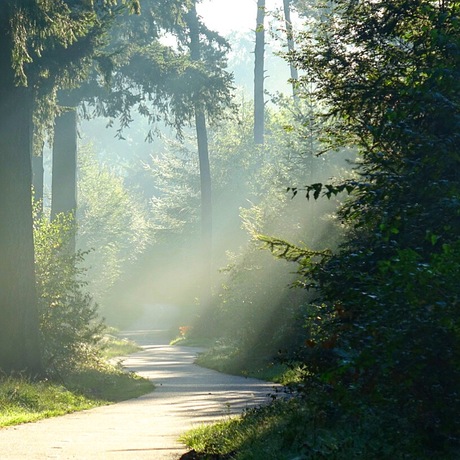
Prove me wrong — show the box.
[195,108,212,246]
[0,22,43,376]
[51,107,78,252]
[254,0,266,145]
[283,0,299,99]
[32,153,44,211]
[187,3,213,306]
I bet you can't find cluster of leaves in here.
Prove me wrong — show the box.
[271,0,460,456]
[77,144,152,308]
[163,98,349,366]
[81,0,234,142]
[284,242,460,456]
[213,99,350,361]
[33,202,105,377]
[12,0,141,151]
[185,1,460,458]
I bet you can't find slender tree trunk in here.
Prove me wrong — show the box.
[195,111,212,249]
[51,107,78,252]
[187,3,213,306]
[32,153,44,210]
[254,0,265,145]
[0,22,43,376]
[283,0,299,99]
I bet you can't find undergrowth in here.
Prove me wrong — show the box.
[0,375,100,427]
[194,342,296,384]
[0,332,153,428]
[181,396,459,460]
[0,362,152,427]
[100,329,141,359]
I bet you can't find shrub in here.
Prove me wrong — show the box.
[33,203,105,377]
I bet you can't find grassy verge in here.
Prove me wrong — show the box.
[0,375,102,427]
[0,364,153,427]
[180,342,315,459]
[180,398,311,460]
[181,396,435,460]
[181,395,451,460]
[169,336,216,348]
[192,342,297,384]
[100,330,142,359]
[171,337,291,382]
[0,332,153,428]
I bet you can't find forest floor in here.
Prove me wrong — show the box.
[0,329,279,459]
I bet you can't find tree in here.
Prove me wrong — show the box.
[81,0,194,140]
[33,202,104,376]
[51,106,77,241]
[0,0,139,376]
[282,0,299,99]
[48,2,139,226]
[138,94,347,350]
[77,144,151,309]
[117,0,233,312]
[48,0,171,228]
[284,0,460,454]
[254,0,266,144]
[67,0,232,323]
[185,1,213,306]
[32,153,44,213]
[0,7,42,375]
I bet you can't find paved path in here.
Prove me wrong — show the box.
[0,330,279,459]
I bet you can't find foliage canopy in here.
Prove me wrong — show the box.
[276,0,460,455]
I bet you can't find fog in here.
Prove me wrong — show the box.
[73,107,352,346]
[63,10,355,348]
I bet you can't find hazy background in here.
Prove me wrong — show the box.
[43,1,353,343]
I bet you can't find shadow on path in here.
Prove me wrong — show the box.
[0,329,279,459]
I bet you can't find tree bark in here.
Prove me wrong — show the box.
[51,107,78,252]
[254,0,266,145]
[187,3,213,306]
[32,153,44,210]
[0,21,43,376]
[195,109,212,288]
[283,0,299,99]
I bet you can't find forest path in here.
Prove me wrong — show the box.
[0,329,278,459]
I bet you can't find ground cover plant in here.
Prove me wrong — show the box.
[0,351,152,428]
[0,375,101,427]
[181,396,438,460]
[100,328,141,359]
[193,342,295,384]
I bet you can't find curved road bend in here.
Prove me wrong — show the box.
[0,329,279,459]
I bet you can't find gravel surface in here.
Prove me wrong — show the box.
[0,330,279,459]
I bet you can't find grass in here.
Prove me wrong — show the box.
[0,364,153,427]
[180,398,311,460]
[169,335,216,348]
[0,375,101,427]
[64,361,154,402]
[100,331,141,359]
[193,342,297,384]
[0,332,153,428]
[181,396,417,460]
[181,373,452,460]
[172,336,295,383]
[179,341,318,459]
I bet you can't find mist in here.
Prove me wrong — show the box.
[56,4,356,365]
[73,104,353,355]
